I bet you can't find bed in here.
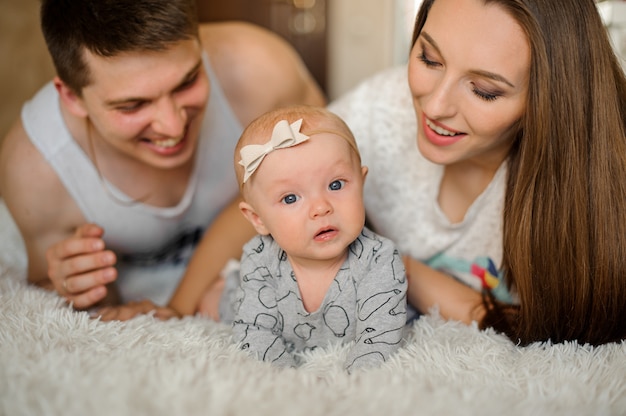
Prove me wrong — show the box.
[1,200,624,415]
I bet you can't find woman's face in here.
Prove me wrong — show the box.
[408,0,530,170]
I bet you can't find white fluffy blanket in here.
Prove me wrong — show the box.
[1,200,625,416]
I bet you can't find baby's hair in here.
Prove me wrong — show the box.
[234,105,361,187]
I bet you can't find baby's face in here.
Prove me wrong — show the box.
[247,132,367,263]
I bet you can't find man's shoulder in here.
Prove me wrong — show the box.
[2,117,52,181]
[0,118,77,232]
[199,21,286,53]
[199,21,294,75]
[1,118,38,190]
[199,21,325,125]
[200,21,275,39]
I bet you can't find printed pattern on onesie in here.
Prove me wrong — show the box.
[231,226,408,372]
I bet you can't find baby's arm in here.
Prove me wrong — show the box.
[345,235,408,372]
[231,242,297,368]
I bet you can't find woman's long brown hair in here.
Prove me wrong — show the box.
[412,0,626,345]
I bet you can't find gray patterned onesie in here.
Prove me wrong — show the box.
[229,227,407,372]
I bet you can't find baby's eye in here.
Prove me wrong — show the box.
[329,180,345,191]
[281,194,299,204]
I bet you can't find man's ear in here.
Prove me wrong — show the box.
[54,76,88,118]
[239,201,270,235]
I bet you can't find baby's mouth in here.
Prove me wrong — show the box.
[315,227,337,238]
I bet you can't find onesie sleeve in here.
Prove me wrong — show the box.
[231,236,298,368]
[344,230,408,372]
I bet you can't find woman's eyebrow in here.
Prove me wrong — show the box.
[469,69,515,88]
[419,31,515,88]
[420,31,440,53]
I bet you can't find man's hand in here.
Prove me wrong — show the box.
[95,300,181,322]
[46,223,117,309]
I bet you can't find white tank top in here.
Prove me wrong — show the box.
[21,54,243,304]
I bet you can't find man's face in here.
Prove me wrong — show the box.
[76,38,210,171]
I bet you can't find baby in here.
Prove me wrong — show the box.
[226,105,407,372]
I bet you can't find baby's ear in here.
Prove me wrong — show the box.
[239,201,270,235]
[361,165,369,181]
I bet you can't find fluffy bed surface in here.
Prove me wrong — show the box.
[1,201,625,416]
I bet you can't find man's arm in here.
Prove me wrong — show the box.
[168,196,256,317]
[97,196,255,321]
[200,21,326,126]
[162,22,327,317]
[0,118,117,309]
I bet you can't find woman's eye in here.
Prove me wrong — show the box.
[329,180,345,191]
[418,50,440,68]
[472,87,500,102]
[281,194,299,204]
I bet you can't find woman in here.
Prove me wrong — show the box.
[330,0,626,345]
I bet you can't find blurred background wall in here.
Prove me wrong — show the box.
[0,0,55,144]
[4,0,626,147]
[3,1,626,146]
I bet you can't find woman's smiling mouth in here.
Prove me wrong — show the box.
[421,113,466,147]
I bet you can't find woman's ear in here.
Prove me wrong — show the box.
[239,201,270,235]
[53,76,89,118]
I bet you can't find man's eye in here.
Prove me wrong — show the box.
[282,194,299,204]
[329,180,345,191]
[176,72,199,92]
[117,102,144,113]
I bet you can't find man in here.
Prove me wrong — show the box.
[0,0,325,317]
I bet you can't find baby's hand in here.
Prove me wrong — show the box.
[94,300,181,322]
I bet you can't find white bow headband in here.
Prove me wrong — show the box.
[238,118,309,183]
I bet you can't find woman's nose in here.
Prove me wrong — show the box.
[422,76,456,119]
